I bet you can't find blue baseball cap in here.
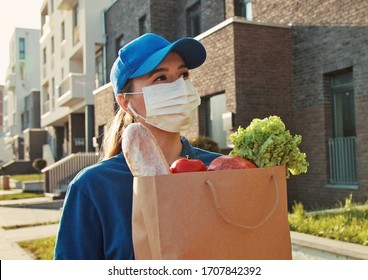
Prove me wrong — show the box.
[110,33,206,95]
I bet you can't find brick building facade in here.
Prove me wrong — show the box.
[103,0,226,82]
[249,0,368,208]
[94,0,368,209]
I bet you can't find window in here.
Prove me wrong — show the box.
[116,34,125,53]
[331,71,355,137]
[24,95,31,130]
[328,69,357,186]
[3,99,7,118]
[51,77,55,110]
[73,4,79,27]
[206,93,227,148]
[187,2,201,37]
[19,62,25,80]
[42,82,50,114]
[51,36,55,54]
[95,47,104,88]
[21,112,26,132]
[41,4,49,36]
[19,37,25,59]
[139,15,147,35]
[61,21,65,41]
[97,125,106,151]
[235,0,253,20]
[43,48,47,64]
[73,4,80,45]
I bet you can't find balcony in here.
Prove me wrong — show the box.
[73,25,80,46]
[43,64,47,79]
[58,0,75,10]
[42,20,50,36]
[329,136,357,186]
[43,100,50,114]
[60,40,66,59]
[5,73,16,89]
[57,73,86,107]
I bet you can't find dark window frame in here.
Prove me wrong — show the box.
[186,1,201,37]
[19,37,25,60]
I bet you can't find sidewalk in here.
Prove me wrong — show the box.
[0,193,62,260]
[1,190,367,260]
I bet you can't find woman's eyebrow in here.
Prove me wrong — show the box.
[147,64,188,78]
[148,68,167,77]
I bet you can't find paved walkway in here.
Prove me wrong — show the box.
[1,190,367,260]
[0,191,62,260]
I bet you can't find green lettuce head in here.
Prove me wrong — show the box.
[229,116,309,178]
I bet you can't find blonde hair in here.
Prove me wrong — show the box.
[101,81,133,160]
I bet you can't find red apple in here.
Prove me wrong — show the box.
[207,155,257,171]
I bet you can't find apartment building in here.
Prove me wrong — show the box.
[2,28,41,159]
[91,0,368,209]
[0,85,12,164]
[39,0,113,162]
[0,85,3,134]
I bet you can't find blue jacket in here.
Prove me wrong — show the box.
[54,137,221,259]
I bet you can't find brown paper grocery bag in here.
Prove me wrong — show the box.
[132,165,292,260]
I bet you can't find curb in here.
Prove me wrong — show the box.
[291,231,368,260]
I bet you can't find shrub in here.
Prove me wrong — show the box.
[189,135,220,153]
[32,158,47,173]
[289,198,368,246]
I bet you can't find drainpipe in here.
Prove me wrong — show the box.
[101,8,108,86]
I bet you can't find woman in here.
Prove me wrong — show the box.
[54,33,221,259]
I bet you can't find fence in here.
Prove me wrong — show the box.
[329,137,357,185]
[42,152,99,196]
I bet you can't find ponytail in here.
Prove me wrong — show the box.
[101,81,133,160]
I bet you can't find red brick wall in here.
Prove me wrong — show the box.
[355,94,368,200]
[190,19,293,133]
[233,22,293,129]
[93,85,116,147]
[184,23,236,141]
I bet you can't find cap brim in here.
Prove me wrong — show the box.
[130,38,206,79]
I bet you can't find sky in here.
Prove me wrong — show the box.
[0,0,44,85]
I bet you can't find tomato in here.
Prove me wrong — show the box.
[170,157,207,173]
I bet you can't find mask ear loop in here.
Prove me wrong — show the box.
[122,91,144,121]
[127,102,147,123]
[127,102,139,118]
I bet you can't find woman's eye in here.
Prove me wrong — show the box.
[154,75,167,82]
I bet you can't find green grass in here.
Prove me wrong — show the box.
[10,174,45,181]
[18,236,56,260]
[3,221,59,230]
[0,192,44,200]
[1,174,45,190]
[289,195,368,246]
[1,173,45,198]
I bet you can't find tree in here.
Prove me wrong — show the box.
[32,158,47,183]
[32,158,47,173]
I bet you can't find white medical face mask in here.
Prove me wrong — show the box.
[126,77,201,132]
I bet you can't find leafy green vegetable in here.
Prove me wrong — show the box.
[229,116,309,177]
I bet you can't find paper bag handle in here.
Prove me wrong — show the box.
[205,175,279,230]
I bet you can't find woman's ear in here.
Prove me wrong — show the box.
[116,94,130,112]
